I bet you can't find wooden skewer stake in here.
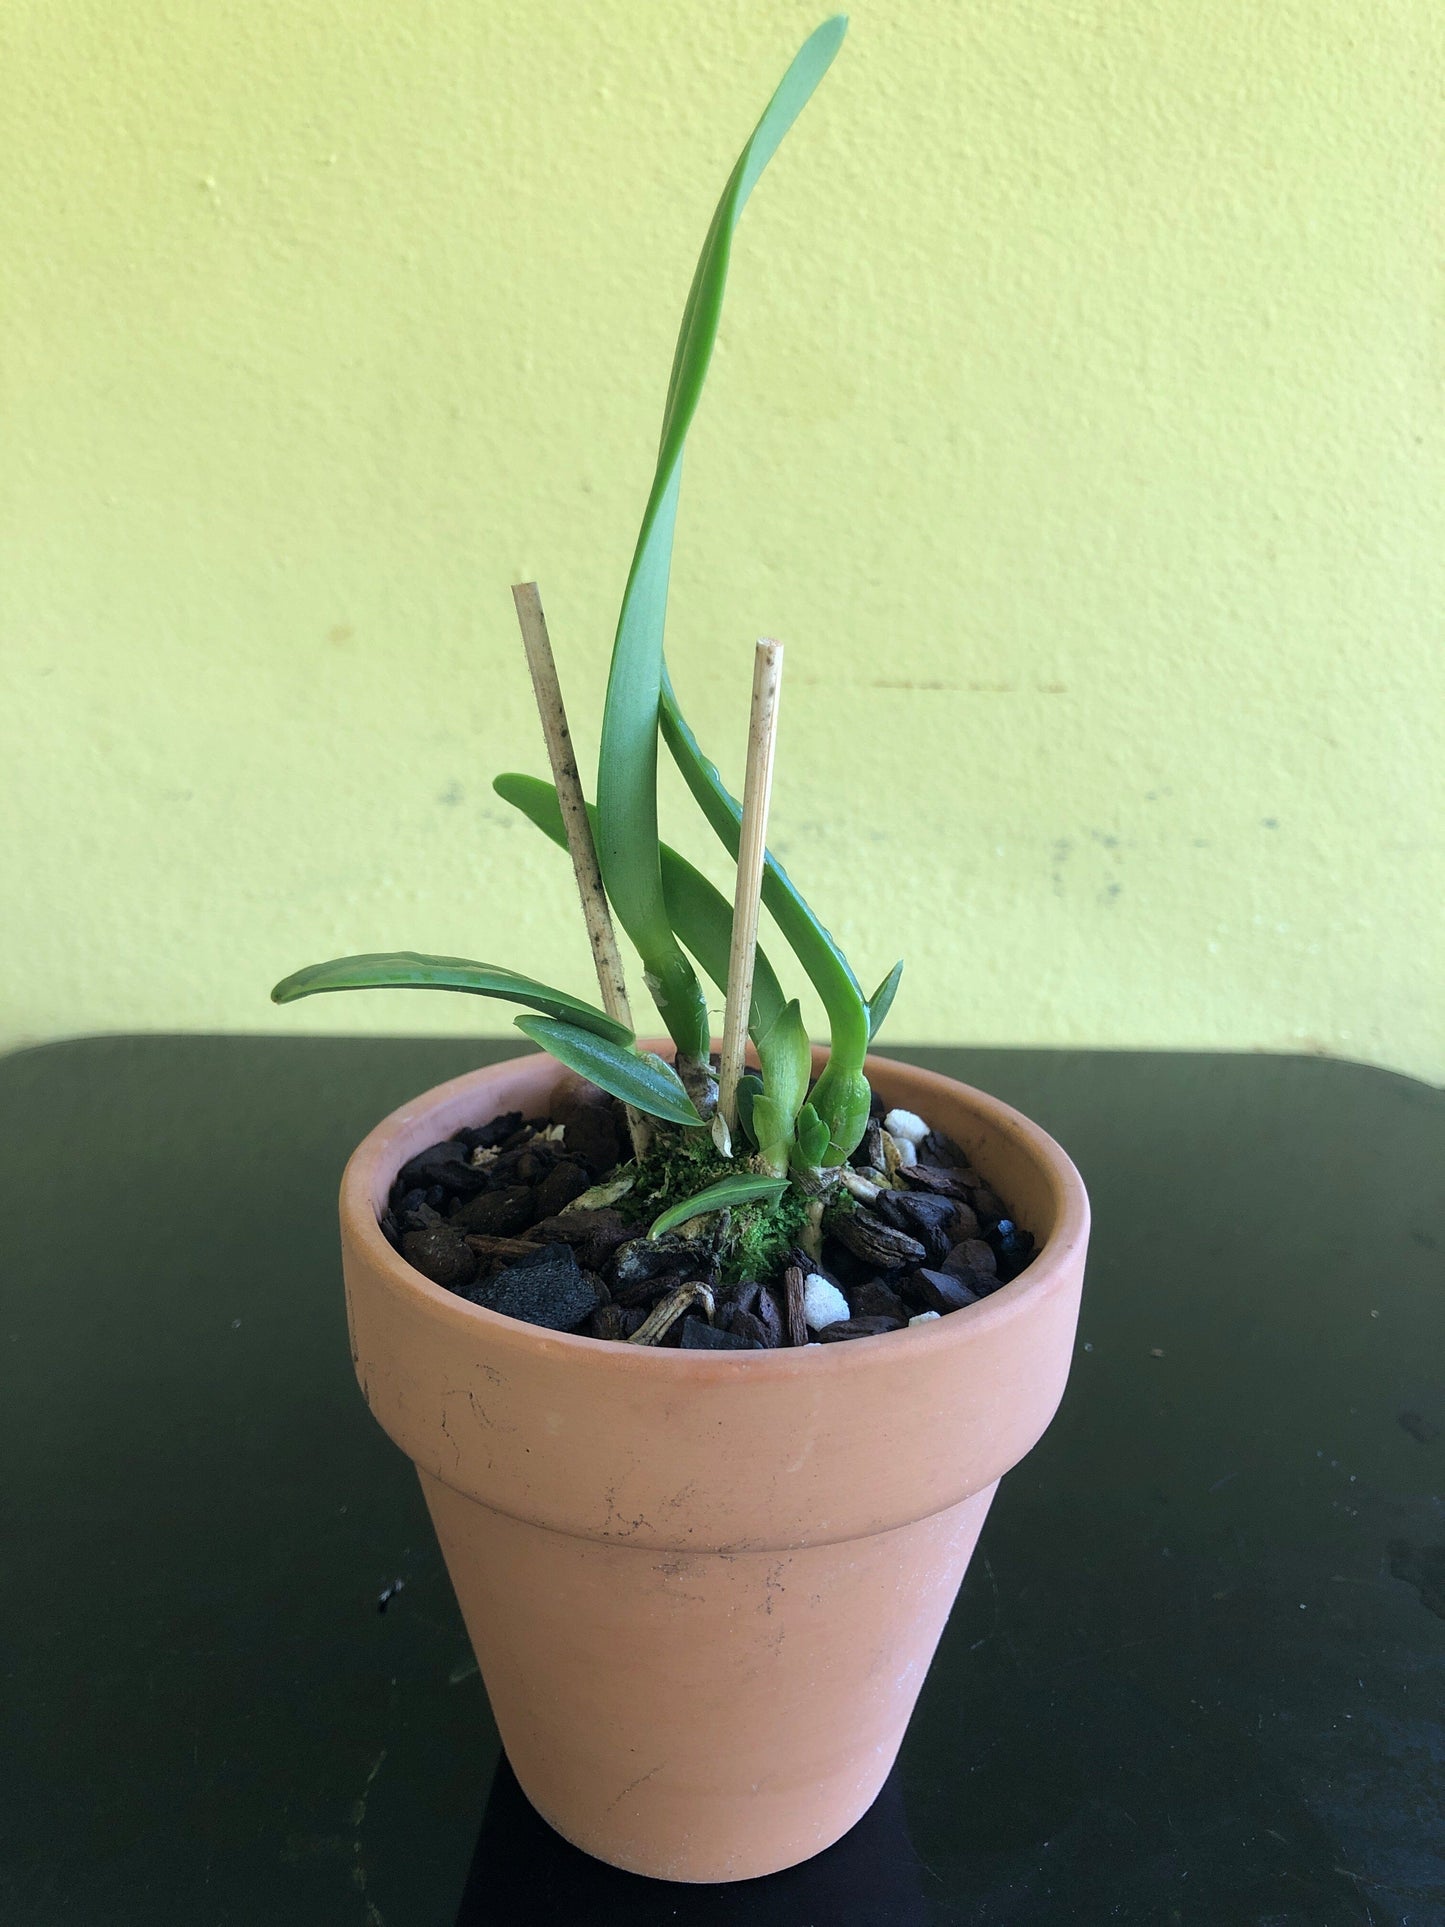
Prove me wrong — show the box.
[510,581,649,1159]
[717,638,784,1138]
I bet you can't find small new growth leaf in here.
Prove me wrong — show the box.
[648,1174,789,1241]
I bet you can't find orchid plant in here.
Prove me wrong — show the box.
[273,18,903,1237]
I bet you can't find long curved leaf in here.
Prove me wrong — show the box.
[594,16,847,1066]
[649,1174,789,1240]
[270,953,631,1043]
[492,772,786,1039]
[513,1015,705,1129]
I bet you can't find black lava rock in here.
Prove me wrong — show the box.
[942,1237,998,1279]
[529,1206,637,1274]
[589,1302,646,1342]
[719,1306,772,1348]
[530,1159,592,1221]
[449,1184,536,1237]
[395,1140,492,1200]
[511,1146,555,1185]
[455,1112,524,1153]
[846,1277,909,1324]
[968,1185,1007,1224]
[562,1104,623,1175]
[679,1316,759,1351]
[401,1225,479,1292]
[469,1243,603,1332]
[391,1180,445,1233]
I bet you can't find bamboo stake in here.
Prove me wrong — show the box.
[510,581,649,1159]
[717,638,784,1137]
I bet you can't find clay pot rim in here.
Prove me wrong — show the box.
[339,1044,1089,1378]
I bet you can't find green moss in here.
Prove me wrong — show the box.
[721,1187,811,1285]
[628,1124,810,1285]
[630,1126,734,1221]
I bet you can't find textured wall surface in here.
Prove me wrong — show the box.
[3,2,1441,1078]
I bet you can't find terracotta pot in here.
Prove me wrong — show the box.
[340,1046,1089,1883]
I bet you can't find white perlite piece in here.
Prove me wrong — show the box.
[803,1273,850,1331]
[909,1310,941,1326]
[883,1108,928,1145]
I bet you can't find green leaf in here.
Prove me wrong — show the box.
[649,1174,789,1240]
[270,952,631,1043]
[659,678,872,1157]
[513,1015,706,1129]
[867,960,904,1041]
[595,16,847,1066]
[493,772,786,1038]
[792,1101,831,1170]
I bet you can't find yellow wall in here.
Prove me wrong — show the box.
[3,3,1441,1080]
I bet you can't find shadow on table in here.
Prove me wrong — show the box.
[454,1753,933,1926]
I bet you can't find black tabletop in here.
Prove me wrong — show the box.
[2,1036,1441,1925]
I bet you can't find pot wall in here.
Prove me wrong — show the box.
[339,1047,1089,1880]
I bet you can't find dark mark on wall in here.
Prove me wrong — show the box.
[1387,1540,1445,1620]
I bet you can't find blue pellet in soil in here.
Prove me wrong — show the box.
[991,1218,1036,1280]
